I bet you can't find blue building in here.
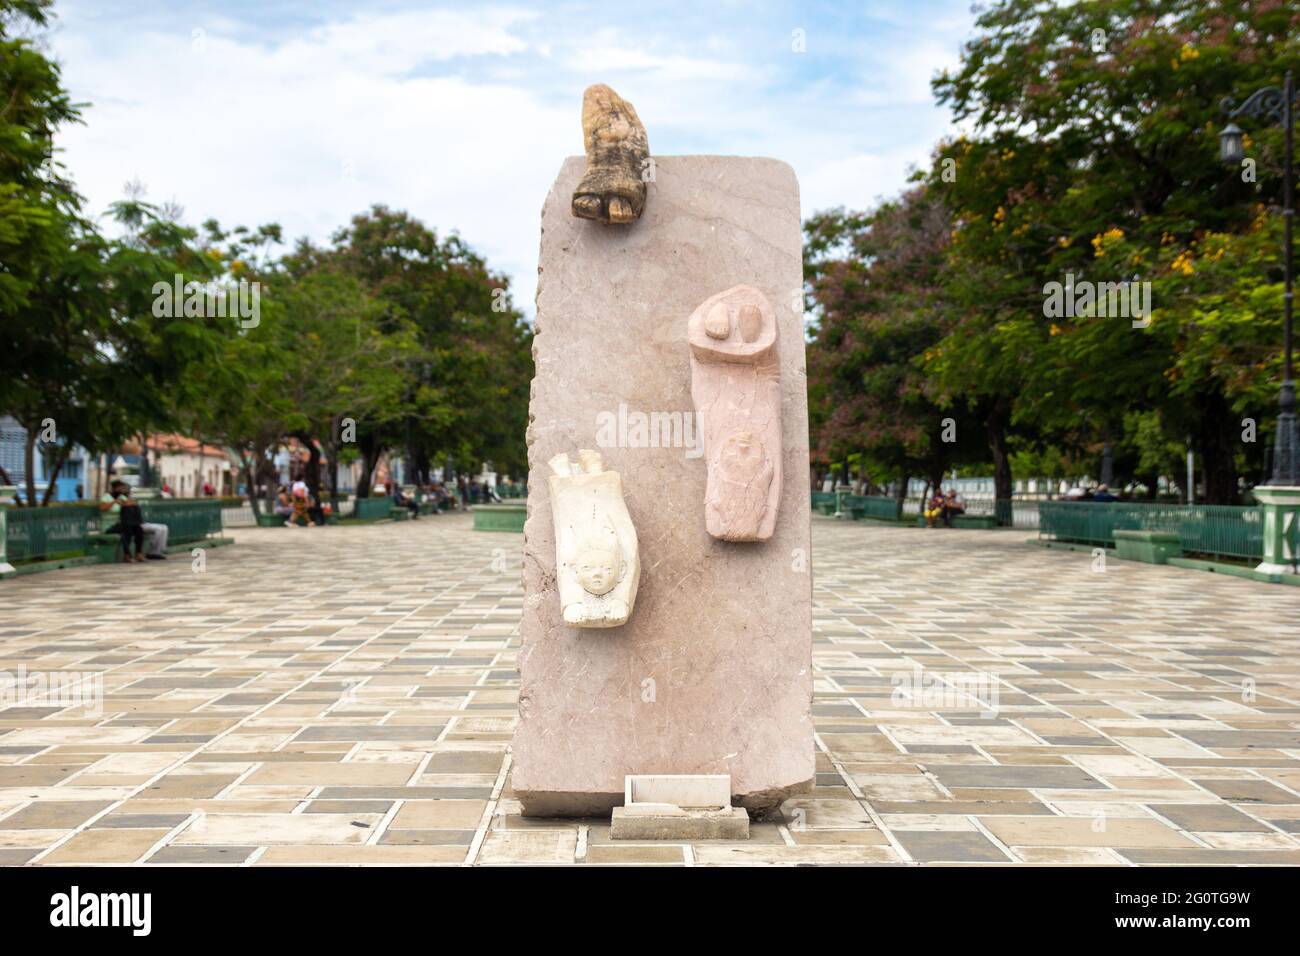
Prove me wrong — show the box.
[0,416,91,502]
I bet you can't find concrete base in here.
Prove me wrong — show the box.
[610,805,750,841]
[1251,485,1300,575]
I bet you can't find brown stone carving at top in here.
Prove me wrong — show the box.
[688,285,783,542]
[570,84,649,225]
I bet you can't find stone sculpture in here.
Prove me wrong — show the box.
[688,285,782,542]
[514,156,813,818]
[547,449,640,627]
[570,84,649,225]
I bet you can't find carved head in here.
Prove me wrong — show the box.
[574,541,622,596]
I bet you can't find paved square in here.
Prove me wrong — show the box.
[2,514,1299,865]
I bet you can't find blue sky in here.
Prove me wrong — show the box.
[45,0,977,313]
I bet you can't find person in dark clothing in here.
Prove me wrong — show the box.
[118,491,146,562]
[392,486,419,519]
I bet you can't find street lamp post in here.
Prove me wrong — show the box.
[1220,72,1300,573]
[1220,71,1297,486]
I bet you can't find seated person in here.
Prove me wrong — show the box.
[924,492,945,528]
[392,486,420,519]
[273,486,294,522]
[944,490,965,527]
[117,488,146,562]
[100,479,167,560]
[287,488,316,527]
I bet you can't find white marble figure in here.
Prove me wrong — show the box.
[548,449,640,628]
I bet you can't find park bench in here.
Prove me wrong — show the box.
[88,498,226,562]
[952,514,999,529]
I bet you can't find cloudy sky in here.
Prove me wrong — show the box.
[43,0,977,314]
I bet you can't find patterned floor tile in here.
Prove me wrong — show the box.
[0,514,1297,865]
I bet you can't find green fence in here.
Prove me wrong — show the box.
[3,505,98,562]
[840,494,903,521]
[354,496,392,521]
[136,499,222,544]
[1039,500,1263,561]
[810,492,902,521]
[3,499,224,566]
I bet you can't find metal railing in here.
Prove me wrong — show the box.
[3,505,98,562]
[1038,500,1263,561]
[134,499,223,544]
[4,498,224,563]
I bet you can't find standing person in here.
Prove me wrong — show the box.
[457,475,469,510]
[306,492,327,526]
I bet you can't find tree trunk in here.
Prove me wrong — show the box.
[325,438,341,509]
[241,449,261,518]
[1195,391,1239,505]
[1142,471,1160,501]
[356,434,382,498]
[295,432,323,502]
[23,425,37,507]
[986,398,1014,524]
[40,444,71,506]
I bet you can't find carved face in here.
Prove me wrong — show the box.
[575,545,621,596]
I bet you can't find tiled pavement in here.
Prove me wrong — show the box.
[1,513,1299,866]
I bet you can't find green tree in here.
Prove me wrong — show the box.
[805,187,985,500]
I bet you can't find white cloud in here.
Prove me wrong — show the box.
[48,1,976,317]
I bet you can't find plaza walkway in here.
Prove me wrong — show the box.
[1,514,1299,866]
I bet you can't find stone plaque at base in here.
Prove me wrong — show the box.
[512,156,813,817]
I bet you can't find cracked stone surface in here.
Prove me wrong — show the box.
[515,155,814,816]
